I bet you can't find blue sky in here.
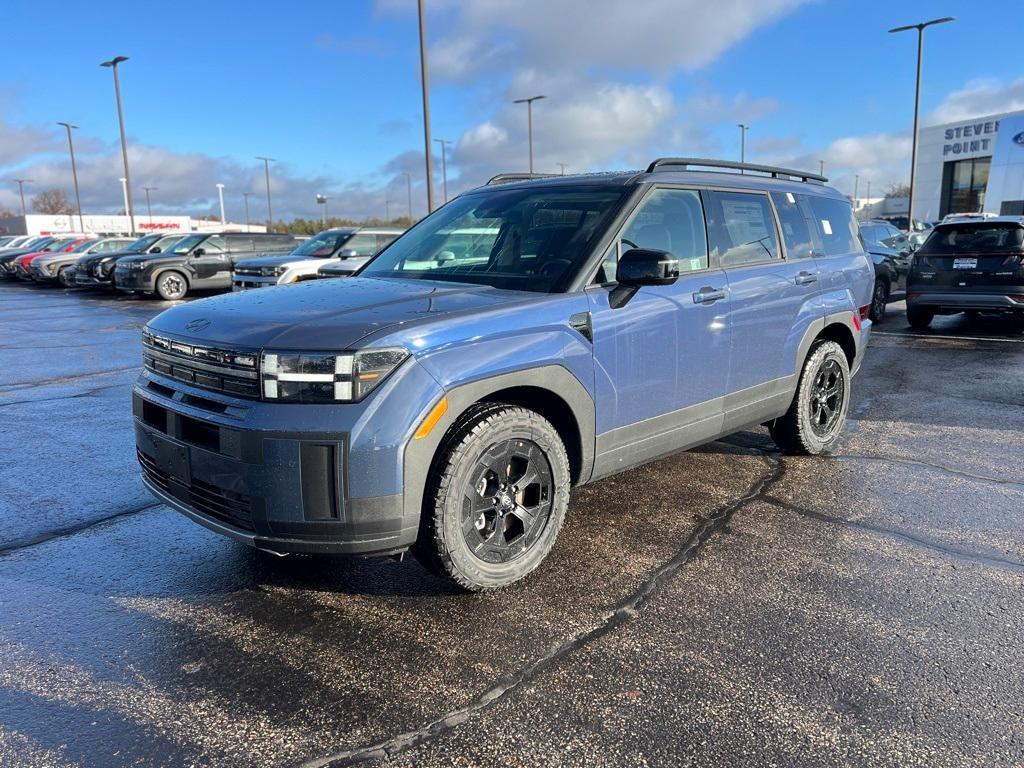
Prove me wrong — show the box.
[2,0,1023,221]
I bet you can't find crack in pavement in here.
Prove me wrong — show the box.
[0,365,140,393]
[0,381,128,409]
[832,453,1024,489]
[762,495,1024,573]
[297,452,785,768]
[0,502,163,557]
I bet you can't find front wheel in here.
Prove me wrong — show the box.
[413,403,570,591]
[155,270,188,301]
[868,279,888,323]
[58,267,74,288]
[769,340,851,455]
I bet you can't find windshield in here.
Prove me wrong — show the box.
[921,223,1024,255]
[125,234,162,252]
[166,234,206,254]
[360,187,627,292]
[152,234,187,252]
[290,231,355,258]
[70,239,99,253]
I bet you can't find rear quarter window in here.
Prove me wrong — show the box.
[806,196,862,256]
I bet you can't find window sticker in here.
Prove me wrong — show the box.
[821,219,833,236]
[786,192,796,204]
[690,257,702,271]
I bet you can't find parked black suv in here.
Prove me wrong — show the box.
[115,232,300,300]
[74,233,185,289]
[906,216,1024,329]
[859,219,912,321]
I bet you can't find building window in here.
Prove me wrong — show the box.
[941,156,991,217]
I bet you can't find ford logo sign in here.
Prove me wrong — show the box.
[185,318,211,332]
[1014,131,1024,146]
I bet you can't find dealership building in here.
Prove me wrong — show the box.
[0,213,265,237]
[913,109,1024,221]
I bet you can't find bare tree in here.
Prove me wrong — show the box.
[31,188,74,215]
[885,183,911,199]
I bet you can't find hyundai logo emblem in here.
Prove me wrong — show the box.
[1014,131,1024,146]
[185,318,211,332]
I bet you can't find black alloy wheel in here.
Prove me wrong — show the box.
[462,439,554,565]
[808,358,845,439]
[869,279,888,323]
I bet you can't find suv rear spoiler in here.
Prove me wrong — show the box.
[646,157,827,184]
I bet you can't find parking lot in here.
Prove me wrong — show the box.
[1,280,1022,767]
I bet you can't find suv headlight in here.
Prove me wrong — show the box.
[130,261,149,270]
[260,348,408,403]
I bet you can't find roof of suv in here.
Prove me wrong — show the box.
[476,157,846,201]
[937,215,1024,227]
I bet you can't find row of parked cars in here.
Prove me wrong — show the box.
[0,227,405,300]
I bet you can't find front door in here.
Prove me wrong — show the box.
[189,236,229,286]
[587,187,732,477]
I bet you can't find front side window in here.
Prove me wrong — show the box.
[771,191,814,259]
[168,235,206,254]
[360,187,627,292]
[805,196,862,257]
[706,191,780,266]
[202,236,226,253]
[343,233,380,256]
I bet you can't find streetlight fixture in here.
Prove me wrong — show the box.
[316,194,329,227]
[737,123,749,172]
[889,16,955,227]
[256,156,275,231]
[143,186,158,224]
[57,122,84,232]
[242,192,255,230]
[417,0,436,214]
[513,95,546,173]
[215,183,226,224]
[13,179,32,218]
[100,56,134,233]
[434,138,452,203]
[556,163,567,175]
[401,173,414,221]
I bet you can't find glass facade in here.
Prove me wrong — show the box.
[941,156,991,217]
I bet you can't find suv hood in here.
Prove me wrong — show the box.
[147,276,539,350]
[234,253,314,269]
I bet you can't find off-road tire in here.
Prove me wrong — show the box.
[412,403,571,591]
[868,278,888,323]
[907,305,934,330]
[155,270,189,301]
[768,340,851,455]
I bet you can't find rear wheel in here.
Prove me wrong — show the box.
[155,270,188,301]
[413,403,570,591]
[907,305,934,330]
[769,340,851,455]
[868,279,888,323]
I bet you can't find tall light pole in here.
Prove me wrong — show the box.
[57,122,84,232]
[401,173,414,221]
[417,0,436,214]
[890,17,955,227]
[143,186,157,224]
[243,192,255,230]
[434,138,451,203]
[13,179,32,218]
[853,174,860,210]
[556,163,567,175]
[256,156,275,231]
[100,56,134,234]
[385,198,392,222]
[819,160,825,176]
[513,95,546,173]
[737,123,749,165]
[865,180,872,217]
[215,183,226,224]
[119,178,129,224]
[316,194,328,227]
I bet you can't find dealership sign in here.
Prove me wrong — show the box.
[943,120,999,156]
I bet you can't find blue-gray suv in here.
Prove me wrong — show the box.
[133,158,873,590]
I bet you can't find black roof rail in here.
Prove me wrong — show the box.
[646,157,827,184]
[486,172,560,185]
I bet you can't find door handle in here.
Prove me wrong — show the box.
[794,271,818,285]
[692,286,726,304]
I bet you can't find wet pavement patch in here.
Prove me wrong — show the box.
[1,285,1023,767]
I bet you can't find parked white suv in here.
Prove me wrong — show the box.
[232,227,403,290]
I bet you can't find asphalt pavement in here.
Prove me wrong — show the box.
[1,280,1022,767]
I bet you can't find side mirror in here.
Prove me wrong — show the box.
[338,249,359,259]
[617,248,679,287]
[192,247,206,258]
[436,250,456,265]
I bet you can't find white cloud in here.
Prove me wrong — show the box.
[927,77,1024,124]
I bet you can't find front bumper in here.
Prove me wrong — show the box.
[115,267,155,292]
[232,274,279,291]
[132,358,443,556]
[75,268,113,287]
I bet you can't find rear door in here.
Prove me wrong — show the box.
[705,189,821,424]
[587,186,731,473]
